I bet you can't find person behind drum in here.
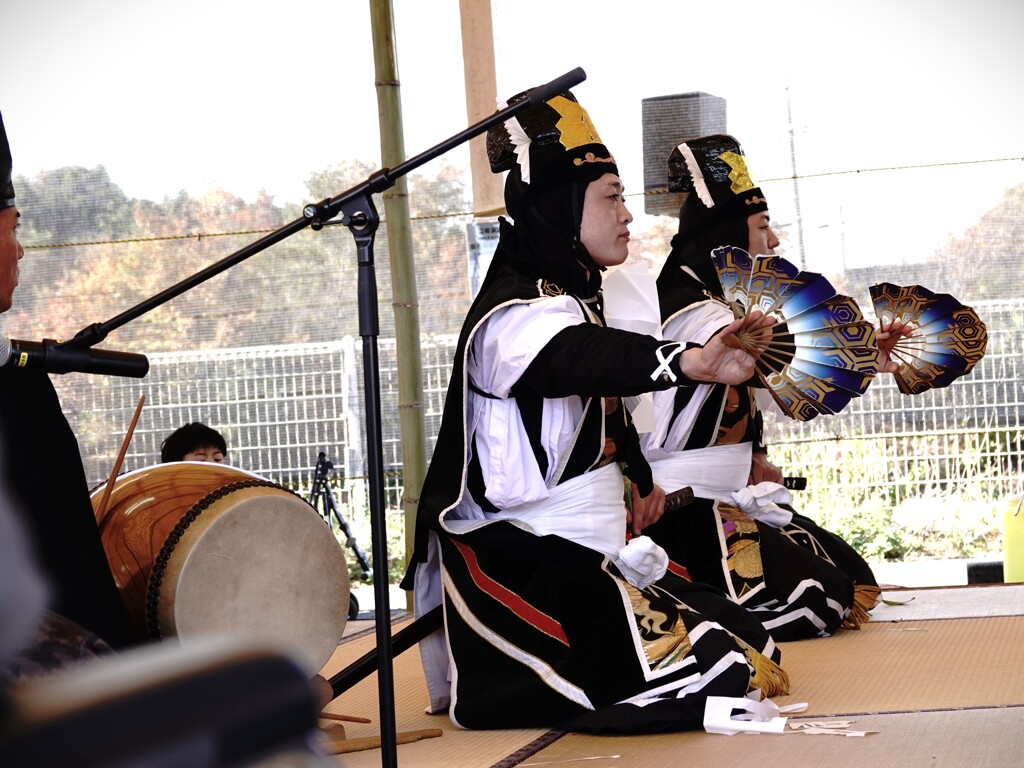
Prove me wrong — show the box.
[402,88,788,733]
[623,134,906,640]
[0,111,133,682]
[160,422,228,463]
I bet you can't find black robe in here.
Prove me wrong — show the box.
[0,369,132,648]
[402,225,787,733]
[644,236,880,638]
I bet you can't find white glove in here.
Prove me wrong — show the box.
[730,482,794,528]
[614,535,669,589]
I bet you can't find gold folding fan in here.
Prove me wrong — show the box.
[868,282,987,395]
[712,246,880,422]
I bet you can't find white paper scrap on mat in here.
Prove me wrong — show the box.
[703,696,808,736]
[789,720,877,737]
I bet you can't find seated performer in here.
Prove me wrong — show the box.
[0,111,133,682]
[160,421,228,463]
[637,134,885,640]
[402,90,788,734]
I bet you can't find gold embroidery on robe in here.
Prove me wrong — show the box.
[718,502,766,591]
[540,279,565,297]
[729,539,764,580]
[627,584,693,670]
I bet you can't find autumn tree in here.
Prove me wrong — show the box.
[5,159,475,352]
[930,182,1024,303]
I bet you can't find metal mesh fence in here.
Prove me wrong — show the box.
[766,297,1024,501]
[8,149,1018,569]
[53,295,1024,567]
[54,334,460,571]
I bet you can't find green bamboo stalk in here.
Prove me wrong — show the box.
[369,0,425,608]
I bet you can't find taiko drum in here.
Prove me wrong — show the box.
[92,462,350,673]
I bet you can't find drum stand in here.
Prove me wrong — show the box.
[51,67,586,767]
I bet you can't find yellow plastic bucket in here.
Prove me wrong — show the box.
[1004,496,1024,583]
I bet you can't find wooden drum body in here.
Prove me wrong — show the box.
[93,462,349,673]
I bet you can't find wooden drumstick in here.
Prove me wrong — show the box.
[94,394,145,527]
[319,712,372,724]
[325,728,443,755]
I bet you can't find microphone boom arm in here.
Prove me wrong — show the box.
[51,67,587,765]
[68,67,587,349]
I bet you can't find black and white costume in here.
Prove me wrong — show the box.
[402,95,786,733]
[634,135,879,641]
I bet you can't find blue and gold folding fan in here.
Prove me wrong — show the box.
[868,282,987,395]
[712,246,880,421]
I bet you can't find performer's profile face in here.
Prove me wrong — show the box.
[747,211,780,257]
[0,207,24,314]
[580,173,632,268]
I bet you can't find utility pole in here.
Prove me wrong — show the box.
[787,86,806,269]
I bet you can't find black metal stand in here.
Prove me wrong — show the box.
[309,451,373,591]
[60,67,587,767]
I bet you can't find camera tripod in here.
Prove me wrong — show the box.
[309,451,373,620]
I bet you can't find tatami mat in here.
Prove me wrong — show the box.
[873,583,1024,621]
[318,589,1024,767]
[521,707,1024,768]
[529,614,1024,768]
[774,615,1024,716]
[319,616,550,767]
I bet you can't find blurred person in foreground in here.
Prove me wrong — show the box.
[0,110,132,683]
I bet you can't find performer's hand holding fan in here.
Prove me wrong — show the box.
[868,282,987,395]
[712,246,880,422]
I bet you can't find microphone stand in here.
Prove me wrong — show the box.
[65,66,586,767]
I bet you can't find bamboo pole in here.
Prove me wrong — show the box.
[368,0,426,612]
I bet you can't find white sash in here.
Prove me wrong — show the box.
[649,443,752,499]
[444,463,667,589]
[649,444,793,528]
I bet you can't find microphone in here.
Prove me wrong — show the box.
[0,337,150,378]
[526,67,587,105]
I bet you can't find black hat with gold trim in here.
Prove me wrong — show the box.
[1,111,14,210]
[487,89,618,215]
[668,134,767,244]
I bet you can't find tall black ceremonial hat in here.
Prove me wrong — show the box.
[1,111,14,209]
[668,134,767,239]
[486,89,618,194]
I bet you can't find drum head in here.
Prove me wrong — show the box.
[156,484,349,674]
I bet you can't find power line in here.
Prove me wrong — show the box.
[21,155,1024,251]
[640,155,1024,200]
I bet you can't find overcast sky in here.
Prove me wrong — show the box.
[4,0,1023,271]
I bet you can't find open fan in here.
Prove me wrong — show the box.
[712,246,880,422]
[868,282,987,395]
